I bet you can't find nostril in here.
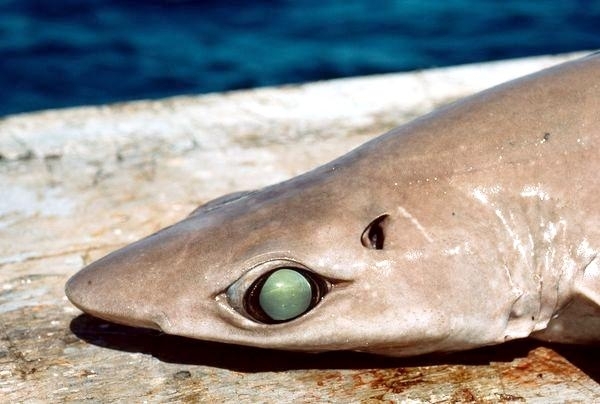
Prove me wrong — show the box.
[64,272,84,307]
[65,269,99,314]
[361,214,389,250]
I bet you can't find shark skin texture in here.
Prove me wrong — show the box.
[66,53,600,357]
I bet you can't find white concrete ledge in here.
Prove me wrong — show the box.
[0,51,588,161]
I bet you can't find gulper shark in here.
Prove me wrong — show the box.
[66,53,600,357]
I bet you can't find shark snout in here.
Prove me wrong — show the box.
[65,221,207,331]
[65,247,165,330]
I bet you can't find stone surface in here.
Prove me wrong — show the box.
[1,51,599,402]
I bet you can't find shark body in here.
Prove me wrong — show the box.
[66,54,600,357]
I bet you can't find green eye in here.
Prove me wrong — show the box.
[258,269,313,321]
[243,267,327,324]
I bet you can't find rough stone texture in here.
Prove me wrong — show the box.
[1,51,599,402]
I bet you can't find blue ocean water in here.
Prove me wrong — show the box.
[1,0,599,117]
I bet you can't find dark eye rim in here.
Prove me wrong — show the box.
[243,267,328,324]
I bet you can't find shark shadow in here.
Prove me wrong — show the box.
[70,314,599,382]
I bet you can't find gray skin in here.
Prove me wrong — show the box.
[66,54,600,357]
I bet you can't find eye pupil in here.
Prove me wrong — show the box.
[258,268,313,321]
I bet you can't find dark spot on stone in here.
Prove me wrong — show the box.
[18,150,35,161]
[543,132,551,142]
[80,369,96,377]
[87,280,92,285]
[452,212,456,216]
[174,370,192,380]
[44,153,62,161]
[496,393,526,402]
[452,388,476,402]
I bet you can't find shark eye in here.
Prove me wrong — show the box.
[225,261,332,324]
[244,268,326,324]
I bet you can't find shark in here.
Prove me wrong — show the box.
[66,53,600,357]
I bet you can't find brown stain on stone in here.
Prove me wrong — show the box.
[294,351,582,402]
[364,368,425,394]
[499,347,589,386]
[302,369,345,387]
[449,387,477,402]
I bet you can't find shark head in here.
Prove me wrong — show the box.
[65,138,523,357]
